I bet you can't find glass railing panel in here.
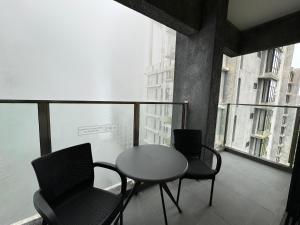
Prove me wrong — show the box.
[139,104,175,146]
[0,104,40,225]
[50,104,133,189]
[139,104,185,147]
[214,104,228,150]
[223,104,298,167]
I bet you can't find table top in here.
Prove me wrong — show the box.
[116,144,188,183]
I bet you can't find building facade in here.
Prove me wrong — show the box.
[216,46,300,166]
[141,22,176,146]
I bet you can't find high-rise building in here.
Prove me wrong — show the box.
[141,22,176,146]
[216,46,300,165]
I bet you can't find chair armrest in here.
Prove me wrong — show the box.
[93,162,127,195]
[201,145,222,174]
[33,191,60,225]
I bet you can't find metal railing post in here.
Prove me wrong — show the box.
[289,108,300,167]
[181,101,188,129]
[133,103,140,146]
[38,103,52,155]
[223,103,230,146]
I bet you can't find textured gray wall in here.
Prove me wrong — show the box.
[172,0,228,147]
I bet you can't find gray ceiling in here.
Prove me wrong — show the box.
[227,0,300,30]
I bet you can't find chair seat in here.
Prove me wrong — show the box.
[54,187,122,225]
[184,159,215,179]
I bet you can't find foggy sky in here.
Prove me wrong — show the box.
[292,44,300,69]
[0,0,151,101]
[1,0,300,101]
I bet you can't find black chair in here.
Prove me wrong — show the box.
[31,143,126,225]
[173,129,222,206]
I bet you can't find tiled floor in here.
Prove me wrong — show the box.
[27,152,291,225]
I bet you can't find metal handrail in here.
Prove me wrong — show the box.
[0,99,188,156]
[0,99,186,105]
[219,103,300,109]
[220,103,300,168]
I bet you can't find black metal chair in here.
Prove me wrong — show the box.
[31,143,127,225]
[173,129,222,206]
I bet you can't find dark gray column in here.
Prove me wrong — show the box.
[172,0,228,147]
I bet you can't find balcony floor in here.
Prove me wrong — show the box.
[27,151,291,225]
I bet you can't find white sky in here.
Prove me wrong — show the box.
[0,0,152,101]
[292,43,300,69]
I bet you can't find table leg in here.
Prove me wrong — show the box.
[123,181,141,209]
[159,184,168,225]
[114,181,141,225]
[161,183,182,213]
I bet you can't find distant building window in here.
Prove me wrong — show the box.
[282,117,287,125]
[165,87,170,100]
[261,79,277,103]
[166,71,172,80]
[286,95,290,104]
[284,107,288,114]
[279,137,284,144]
[253,138,264,157]
[280,127,284,134]
[255,109,272,134]
[290,72,294,82]
[245,141,250,147]
[253,83,258,89]
[287,84,292,93]
[257,51,262,58]
[250,113,254,119]
[257,110,267,133]
[265,48,281,74]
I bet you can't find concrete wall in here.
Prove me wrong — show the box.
[172,0,228,147]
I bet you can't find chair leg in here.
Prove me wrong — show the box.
[209,178,215,206]
[119,210,123,225]
[159,184,168,225]
[176,178,182,205]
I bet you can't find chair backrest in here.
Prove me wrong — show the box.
[173,129,202,156]
[32,143,94,204]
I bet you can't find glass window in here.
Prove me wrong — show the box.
[282,117,287,125]
[287,84,292,93]
[261,79,277,103]
[279,137,284,144]
[290,72,294,82]
[265,48,282,74]
[254,139,262,156]
[286,95,290,104]
[257,110,266,132]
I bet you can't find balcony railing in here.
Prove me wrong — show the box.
[215,103,300,169]
[0,99,188,225]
